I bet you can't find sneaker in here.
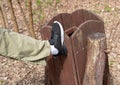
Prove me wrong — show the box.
[49,21,67,56]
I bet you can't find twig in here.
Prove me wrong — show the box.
[0,0,9,28]
[28,0,36,38]
[0,6,6,28]
[8,0,19,32]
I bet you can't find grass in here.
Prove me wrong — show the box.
[104,4,112,12]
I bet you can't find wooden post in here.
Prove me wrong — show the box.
[83,33,106,85]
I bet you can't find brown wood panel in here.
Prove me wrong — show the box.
[83,33,106,85]
[40,26,78,85]
[60,14,77,85]
[71,20,106,84]
[82,9,102,22]
[72,9,84,27]
[52,56,63,85]
[48,13,75,31]
[103,54,110,85]
[46,56,59,85]
[71,28,84,85]
[48,9,102,30]
[47,13,78,85]
[47,14,63,26]
[40,26,59,85]
[49,32,78,85]
[61,13,75,31]
[40,26,52,40]
[59,34,79,85]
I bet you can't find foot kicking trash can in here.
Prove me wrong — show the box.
[40,9,110,85]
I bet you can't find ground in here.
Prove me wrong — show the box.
[0,0,120,85]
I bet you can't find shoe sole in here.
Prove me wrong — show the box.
[62,44,68,56]
[54,21,64,45]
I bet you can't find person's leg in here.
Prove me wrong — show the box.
[0,21,67,63]
[0,28,51,62]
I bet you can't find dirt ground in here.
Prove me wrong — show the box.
[0,0,120,85]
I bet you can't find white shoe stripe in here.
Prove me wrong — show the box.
[54,21,64,45]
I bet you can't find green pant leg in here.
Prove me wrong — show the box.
[0,28,51,62]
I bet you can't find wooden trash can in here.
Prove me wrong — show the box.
[40,9,110,85]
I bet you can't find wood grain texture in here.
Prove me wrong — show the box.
[83,33,106,85]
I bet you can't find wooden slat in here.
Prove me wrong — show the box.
[103,54,110,85]
[82,9,102,22]
[48,13,75,31]
[47,14,62,26]
[40,26,52,40]
[65,26,77,36]
[40,25,78,85]
[48,9,103,31]
[83,33,106,85]
[59,34,78,85]
[61,13,75,30]
[40,26,58,85]
[47,12,78,85]
[71,27,85,85]
[48,9,103,30]
[72,9,84,27]
[71,20,106,84]
[48,14,67,85]
[60,13,79,85]
[60,13,78,85]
